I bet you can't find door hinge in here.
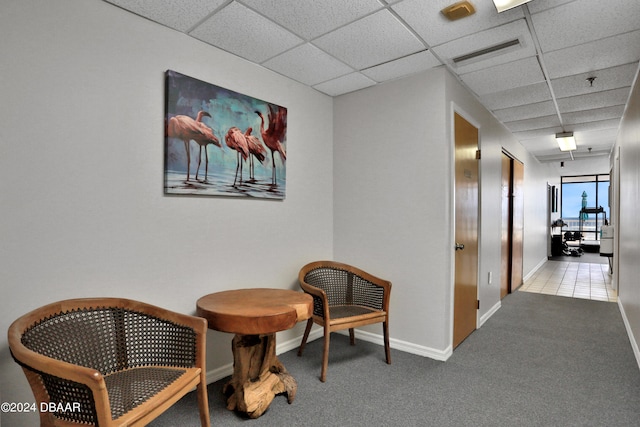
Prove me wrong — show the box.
[477,299,480,309]
[476,149,481,159]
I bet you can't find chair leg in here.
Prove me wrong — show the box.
[320,326,330,382]
[196,379,211,427]
[383,321,391,364]
[298,318,313,356]
[349,328,355,345]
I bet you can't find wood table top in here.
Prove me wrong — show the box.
[196,288,313,335]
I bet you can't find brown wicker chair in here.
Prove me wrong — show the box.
[297,261,391,382]
[8,298,210,427]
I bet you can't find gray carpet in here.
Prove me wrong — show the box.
[150,292,640,426]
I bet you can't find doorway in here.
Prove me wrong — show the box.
[500,152,524,298]
[453,112,479,349]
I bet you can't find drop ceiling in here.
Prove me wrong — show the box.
[104,0,640,163]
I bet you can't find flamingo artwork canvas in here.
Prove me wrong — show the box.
[165,70,287,199]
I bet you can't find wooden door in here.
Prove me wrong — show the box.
[511,159,524,291]
[500,153,511,299]
[500,154,525,296]
[453,113,479,349]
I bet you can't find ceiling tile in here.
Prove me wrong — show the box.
[562,105,625,126]
[392,0,523,47]
[551,63,639,99]
[432,19,536,74]
[239,0,382,40]
[526,0,575,14]
[504,114,561,132]
[312,72,376,97]
[460,57,545,96]
[513,126,563,141]
[518,134,559,151]
[361,50,441,82]
[313,10,425,70]
[104,0,640,163]
[543,30,640,79]
[494,100,557,122]
[531,0,640,53]
[557,87,630,114]
[105,0,227,32]
[564,118,621,133]
[190,2,303,63]
[574,128,618,149]
[480,82,551,110]
[262,43,354,86]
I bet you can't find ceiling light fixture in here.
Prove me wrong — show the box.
[556,132,576,152]
[492,0,533,13]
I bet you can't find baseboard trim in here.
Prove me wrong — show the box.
[337,328,451,361]
[479,299,501,328]
[205,363,232,385]
[618,298,640,371]
[524,256,548,282]
[205,327,451,383]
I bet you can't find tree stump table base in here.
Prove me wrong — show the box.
[222,333,297,419]
[196,289,312,418]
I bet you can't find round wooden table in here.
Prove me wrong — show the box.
[196,288,312,418]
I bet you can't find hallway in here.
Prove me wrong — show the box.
[520,256,616,302]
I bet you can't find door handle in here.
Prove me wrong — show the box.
[455,243,465,251]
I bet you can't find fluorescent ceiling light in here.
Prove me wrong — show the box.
[556,132,576,152]
[492,0,533,13]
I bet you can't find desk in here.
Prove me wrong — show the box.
[196,288,312,418]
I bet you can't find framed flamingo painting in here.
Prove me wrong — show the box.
[164,70,287,199]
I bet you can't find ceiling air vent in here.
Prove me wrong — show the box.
[452,38,521,65]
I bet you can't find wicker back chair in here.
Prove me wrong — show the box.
[297,261,391,382]
[8,298,210,427]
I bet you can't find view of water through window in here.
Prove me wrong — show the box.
[561,175,610,241]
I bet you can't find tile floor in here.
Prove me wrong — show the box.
[520,259,616,302]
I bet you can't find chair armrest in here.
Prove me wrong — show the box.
[354,270,392,312]
[8,314,104,387]
[299,279,331,320]
[10,345,105,391]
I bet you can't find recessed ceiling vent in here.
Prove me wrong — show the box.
[441,1,476,21]
[452,38,522,65]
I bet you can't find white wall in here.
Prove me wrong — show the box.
[333,70,450,356]
[0,1,333,425]
[615,69,640,366]
[332,69,551,358]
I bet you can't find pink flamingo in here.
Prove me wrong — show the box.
[225,127,249,186]
[192,112,221,182]
[167,110,220,182]
[244,127,266,181]
[255,105,287,185]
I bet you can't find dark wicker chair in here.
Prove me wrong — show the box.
[8,298,210,427]
[297,261,391,382]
